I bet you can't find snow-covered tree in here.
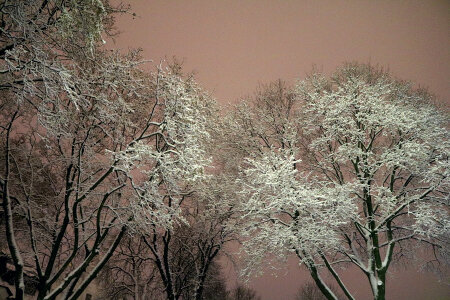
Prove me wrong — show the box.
[99,236,160,300]
[132,162,239,300]
[0,1,217,299]
[230,66,449,300]
[0,60,216,299]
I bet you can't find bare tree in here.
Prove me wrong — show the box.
[229,284,261,300]
[97,165,238,300]
[140,185,238,300]
[201,261,230,300]
[98,236,158,300]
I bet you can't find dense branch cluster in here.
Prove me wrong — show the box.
[0,1,448,300]
[228,65,449,300]
[0,1,232,299]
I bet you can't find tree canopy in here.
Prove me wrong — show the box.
[230,64,449,300]
[0,1,448,299]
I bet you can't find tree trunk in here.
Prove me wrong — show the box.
[67,226,127,300]
[307,263,338,300]
[2,111,25,300]
[374,272,386,300]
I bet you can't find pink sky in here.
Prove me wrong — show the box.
[111,1,450,299]
[112,0,449,105]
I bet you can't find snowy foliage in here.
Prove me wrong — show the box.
[230,64,449,300]
[113,68,215,232]
[296,64,449,243]
[0,2,217,299]
[238,150,357,277]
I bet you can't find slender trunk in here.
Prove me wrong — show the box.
[307,263,338,300]
[362,166,386,300]
[296,250,337,300]
[194,247,220,300]
[373,222,395,300]
[376,272,386,300]
[64,274,81,299]
[369,210,386,299]
[320,253,355,300]
[134,281,139,300]
[194,266,209,300]
[67,225,127,300]
[162,232,175,300]
[134,264,139,300]
[37,161,75,300]
[194,271,207,300]
[143,235,174,300]
[2,111,25,300]
[3,179,25,300]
